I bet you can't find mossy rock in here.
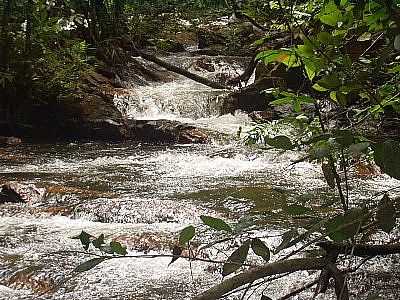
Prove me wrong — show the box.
[155,39,185,52]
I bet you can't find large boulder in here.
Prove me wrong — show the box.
[28,71,129,141]
[223,63,307,113]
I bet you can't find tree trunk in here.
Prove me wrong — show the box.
[0,0,12,130]
[0,0,11,69]
[113,0,125,35]
[24,0,33,104]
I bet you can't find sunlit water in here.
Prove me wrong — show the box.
[1,55,399,300]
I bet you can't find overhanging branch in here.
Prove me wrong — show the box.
[317,242,400,257]
[192,257,327,300]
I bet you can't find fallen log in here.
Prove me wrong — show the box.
[136,50,228,90]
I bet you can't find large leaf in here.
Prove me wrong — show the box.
[322,162,336,189]
[274,229,298,253]
[317,31,336,45]
[334,130,354,147]
[74,257,106,273]
[373,141,400,180]
[376,194,396,233]
[317,74,341,90]
[222,241,250,276]
[265,135,295,150]
[349,142,370,155]
[251,238,270,262]
[200,216,232,233]
[326,208,366,241]
[71,231,93,250]
[92,234,105,249]
[395,34,400,50]
[179,225,195,245]
[110,241,128,255]
[318,0,342,27]
[310,141,331,159]
[168,245,183,266]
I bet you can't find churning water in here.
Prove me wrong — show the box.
[1,55,399,300]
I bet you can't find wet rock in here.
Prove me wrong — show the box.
[0,182,46,205]
[249,110,281,122]
[197,28,225,49]
[126,119,208,144]
[223,63,307,113]
[196,22,261,56]
[154,39,185,53]
[0,136,22,146]
[47,71,129,141]
[255,63,305,91]
[193,57,216,72]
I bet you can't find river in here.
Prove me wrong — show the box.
[0,55,399,300]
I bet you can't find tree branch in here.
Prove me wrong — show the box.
[192,257,327,300]
[317,242,400,257]
[136,50,228,90]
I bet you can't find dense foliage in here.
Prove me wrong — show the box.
[0,0,227,131]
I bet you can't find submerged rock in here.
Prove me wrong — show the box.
[126,119,208,144]
[0,182,46,205]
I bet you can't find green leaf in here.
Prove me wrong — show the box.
[318,1,342,27]
[310,141,331,159]
[312,83,329,92]
[200,216,232,233]
[274,229,298,253]
[92,234,105,249]
[330,91,347,106]
[303,133,332,145]
[222,241,250,276]
[251,238,270,262]
[373,141,400,180]
[297,44,314,58]
[110,241,128,256]
[334,130,354,147]
[265,135,295,150]
[317,32,336,45]
[317,74,341,89]
[376,194,396,233]
[322,162,336,189]
[74,257,106,273]
[72,231,93,250]
[349,142,370,155]
[326,208,366,241]
[168,245,183,266]
[270,97,292,106]
[179,225,195,245]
